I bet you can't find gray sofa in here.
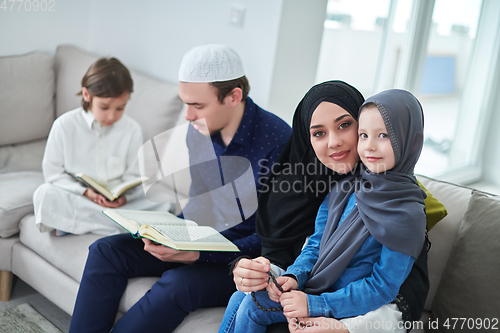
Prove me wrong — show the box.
[0,44,221,332]
[1,45,499,333]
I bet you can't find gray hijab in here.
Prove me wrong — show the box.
[304,89,427,295]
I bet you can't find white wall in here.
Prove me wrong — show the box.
[267,0,328,123]
[0,0,285,113]
[84,0,284,109]
[0,1,91,54]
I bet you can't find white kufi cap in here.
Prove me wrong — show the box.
[179,44,245,83]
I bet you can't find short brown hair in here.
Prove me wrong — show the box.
[77,57,133,111]
[210,75,250,104]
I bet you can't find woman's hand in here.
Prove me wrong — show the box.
[142,239,200,263]
[280,290,309,320]
[232,256,271,292]
[288,317,349,332]
[84,188,127,208]
[267,276,298,302]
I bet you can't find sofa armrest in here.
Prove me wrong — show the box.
[0,171,44,238]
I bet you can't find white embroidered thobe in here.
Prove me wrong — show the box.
[33,107,173,235]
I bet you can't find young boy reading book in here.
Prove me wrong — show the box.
[33,57,171,236]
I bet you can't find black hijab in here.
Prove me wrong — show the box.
[255,81,365,269]
[305,89,427,294]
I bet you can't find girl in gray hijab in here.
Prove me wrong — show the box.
[220,89,427,333]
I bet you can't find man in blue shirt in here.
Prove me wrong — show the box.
[69,45,291,333]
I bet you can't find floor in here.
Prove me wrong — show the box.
[0,275,71,333]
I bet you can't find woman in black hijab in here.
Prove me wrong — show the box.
[228,82,429,332]
[257,81,364,271]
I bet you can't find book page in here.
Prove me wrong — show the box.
[104,209,238,252]
[72,173,114,200]
[108,177,148,197]
[102,210,141,234]
[148,225,226,242]
[112,210,198,227]
[141,224,239,252]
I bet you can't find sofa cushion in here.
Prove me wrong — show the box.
[0,52,55,146]
[415,175,472,311]
[173,307,225,333]
[19,213,163,312]
[54,45,184,142]
[0,172,45,238]
[54,45,96,117]
[19,214,101,281]
[431,191,500,331]
[126,71,184,142]
[0,139,46,173]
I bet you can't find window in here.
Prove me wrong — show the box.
[414,0,482,178]
[316,0,500,183]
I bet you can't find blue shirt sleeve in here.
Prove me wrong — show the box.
[284,195,329,288]
[306,246,415,318]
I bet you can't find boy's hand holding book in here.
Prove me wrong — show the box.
[67,172,147,202]
[84,188,127,208]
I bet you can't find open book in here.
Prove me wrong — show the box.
[103,209,240,252]
[67,173,147,201]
